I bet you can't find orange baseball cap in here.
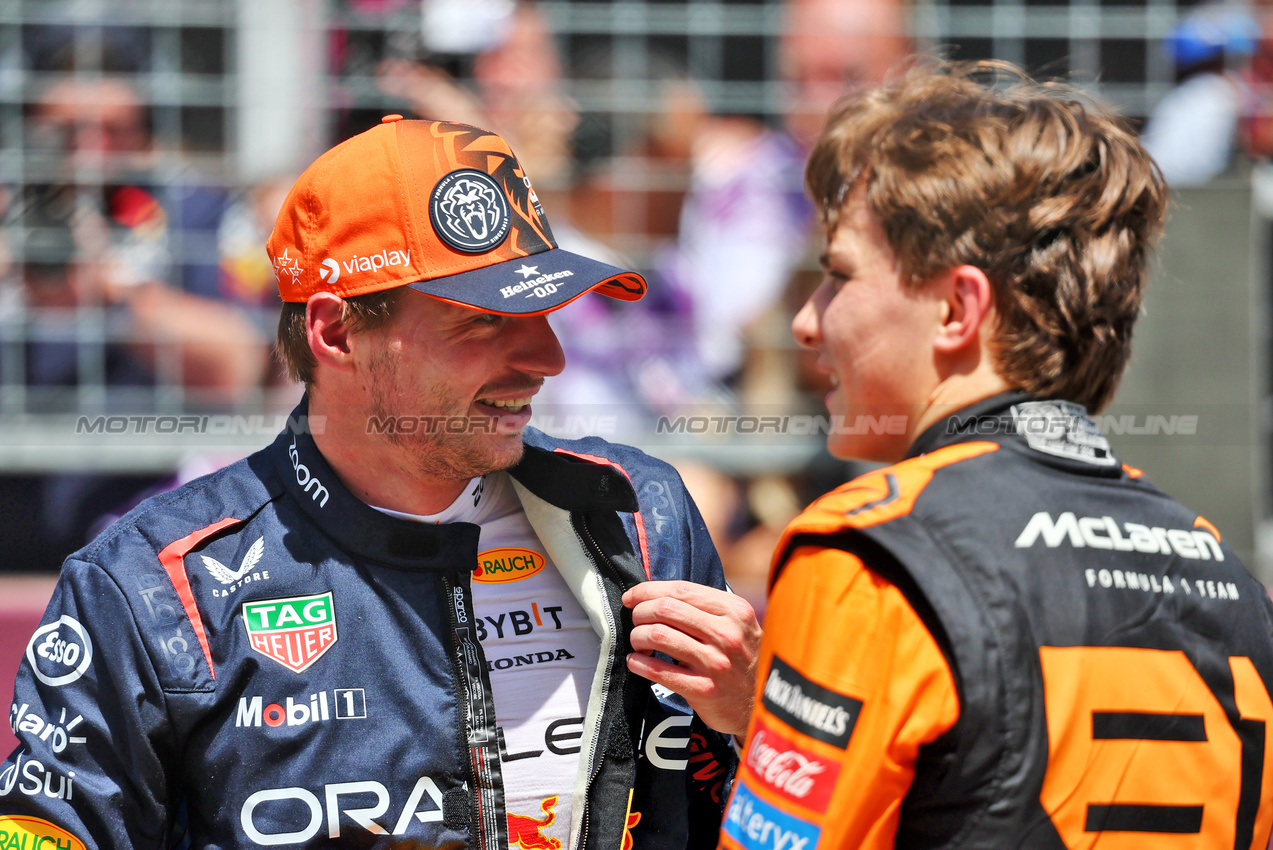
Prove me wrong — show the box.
[267,116,647,313]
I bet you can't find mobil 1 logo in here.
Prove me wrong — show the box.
[236,688,367,730]
[761,655,862,749]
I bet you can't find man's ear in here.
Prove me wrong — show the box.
[934,265,995,355]
[306,292,356,373]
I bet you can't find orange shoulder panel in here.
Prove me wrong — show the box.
[770,442,998,579]
[722,546,959,850]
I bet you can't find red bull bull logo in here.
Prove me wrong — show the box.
[507,795,561,850]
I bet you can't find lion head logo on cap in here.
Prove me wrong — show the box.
[430,168,512,253]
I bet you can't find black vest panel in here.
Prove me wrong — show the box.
[779,395,1273,849]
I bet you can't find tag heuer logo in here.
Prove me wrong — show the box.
[242,592,337,673]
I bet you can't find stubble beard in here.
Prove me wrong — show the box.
[367,347,525,483]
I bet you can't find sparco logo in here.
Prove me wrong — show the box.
[452,585,468,624]
[761,656,862,749]
[500,269,574,300]
[746,725,833,806]
[289,439,330,507]
[1014,511,1224,561]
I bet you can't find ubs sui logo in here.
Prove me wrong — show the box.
[430,169,511,253]
[474,548,545,583]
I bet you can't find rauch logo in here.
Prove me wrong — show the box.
[474,548,546,584]
[242,592,338,673]
[0,816,86,850]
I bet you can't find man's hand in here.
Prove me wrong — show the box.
[622,580,761,737]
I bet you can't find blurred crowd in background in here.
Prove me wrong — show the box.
[2,0,1271,610]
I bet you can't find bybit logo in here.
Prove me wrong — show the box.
[320,258,340,283]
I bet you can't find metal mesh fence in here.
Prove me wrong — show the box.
[0,0,1237,473]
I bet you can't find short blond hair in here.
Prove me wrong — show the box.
[806,59,1168,412]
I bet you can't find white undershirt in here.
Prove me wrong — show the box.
[373,471,601,847]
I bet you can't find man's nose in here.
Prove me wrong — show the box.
[791,293,822,350]
[512,314,567,378]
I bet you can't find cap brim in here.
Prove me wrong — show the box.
[406,248,647,315]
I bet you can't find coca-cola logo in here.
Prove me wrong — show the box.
[748,730,826,798]
[742,715,841,812]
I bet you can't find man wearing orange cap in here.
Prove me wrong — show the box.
[0,116,758,850]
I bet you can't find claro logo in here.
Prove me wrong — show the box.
[1014,512,1223,561]
[289,439,330,507]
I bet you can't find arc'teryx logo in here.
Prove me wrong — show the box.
[723,780,819,850]
[202,536,269,598]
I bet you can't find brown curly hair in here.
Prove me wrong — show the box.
[805,59,1168,413]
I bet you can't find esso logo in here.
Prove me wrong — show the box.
[26,616,94,687]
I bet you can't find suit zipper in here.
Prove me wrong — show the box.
[441,572,503,850]
[575,513,622,850]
